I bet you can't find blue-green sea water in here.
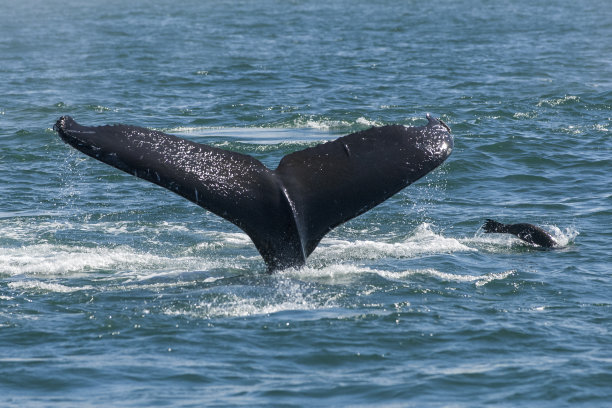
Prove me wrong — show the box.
[1,0,611,406]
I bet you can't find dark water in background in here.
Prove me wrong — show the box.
[1,0,611,406]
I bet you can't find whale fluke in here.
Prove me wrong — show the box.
[54,115,453,271]
[483,219,557,248]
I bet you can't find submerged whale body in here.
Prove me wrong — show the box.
[483,219,557,248]
[54,115,453,271]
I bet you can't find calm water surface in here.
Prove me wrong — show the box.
[1,0,611,406]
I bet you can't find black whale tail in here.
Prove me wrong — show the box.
[483,219,508,233]
[482,219,557,248]
[55,115,453,271]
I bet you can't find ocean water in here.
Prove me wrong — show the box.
[1,0,611,406]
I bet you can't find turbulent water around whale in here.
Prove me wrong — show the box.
[1,0,611,406]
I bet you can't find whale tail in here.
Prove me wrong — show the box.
[54,115,453,271]
[482,219,557,248]
[483,219,508,233]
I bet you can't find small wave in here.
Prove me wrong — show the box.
[298,116,384,130]
[513,111,538,119]
[383,268,515,287]
[164,277,339,319]
[209,140,315,153]
[537,95,580,107]
[0,217,258,277]
[166,295,322,319]
[355,117,384,127]
[300,118,353,130]
[560,124,584,135]
[166,121,348,135]
[312,223,475,263]
[205,231,252,246]
[163,125,223,133]
[281,264,515,288]
[85,104,117,113]
[0,219,193,243]
[0,243,220,277]
[464,233,519,249]
[7,280,94,293]
[267,115,382,131]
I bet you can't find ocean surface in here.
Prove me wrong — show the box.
[1,0,611,406]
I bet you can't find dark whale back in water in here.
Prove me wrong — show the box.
[483,219,557,248]
[54,115,453,271]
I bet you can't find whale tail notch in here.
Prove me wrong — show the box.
[54,115,453,271]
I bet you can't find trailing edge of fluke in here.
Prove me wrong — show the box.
[54,114,453,271]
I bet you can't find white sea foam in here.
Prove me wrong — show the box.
[302,118,352,130]
[313,223,474,263]
[537,95,580,107]
[513,111,537,119]
[210,231,251,246]
[1,216,522,304]
[561,125,583,135]
[0,242,228,279]
[300,116,384,130]
[0,217,254,278]
[281,263,515,288]
[355,117,383,127]
[547,225,579,247]
[375,268,515,287]
[7,280,94,293]
[463,233,519,249]
[0,219,193,243]
[166,295,320,319]
[165,277,339,319]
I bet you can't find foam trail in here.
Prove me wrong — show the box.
[0,243,226,278]
[7,280,94,293]
[164,277,340,319]
[281,263,515,288]
[313,223,475,263]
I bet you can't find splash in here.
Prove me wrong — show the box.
[378,268,516,287]
[537,95,580,107]
[312,223,474,263]
[0,243,195,277]
[0,217,257,278]
[281,263,515,288]
[469,223,578,249]
[7,280,94,293]
[164,276,339,319]
[0,241,259,281]
[546,225,579,247]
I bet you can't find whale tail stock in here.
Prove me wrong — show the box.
[54,114,453,271]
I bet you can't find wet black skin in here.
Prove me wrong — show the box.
[483,219,557,248]
[54,114,453,271]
